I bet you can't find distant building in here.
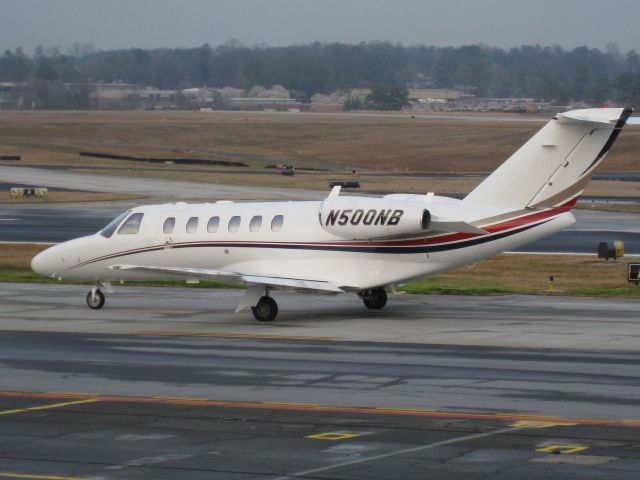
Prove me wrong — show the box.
[309,103,344,113]
[89,83,179,110]
[350,88,463,102]
[0,82,16,109]
[182,88,219,108]
[408,89,462,101]
[226,97,302,111]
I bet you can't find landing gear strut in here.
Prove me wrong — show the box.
[86,287,105,309]
[360,288,387,310]
[251,296,278,322]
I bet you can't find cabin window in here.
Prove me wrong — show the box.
[228,216,241,233]
[100,211,130,238]
[250,215,262,232]
[271,215,284,232]
[163,217,175,234]
[117,212,144,235]
[186,216,199,233]
[207,216,219,233]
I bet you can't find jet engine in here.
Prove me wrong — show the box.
[319,196,431,240]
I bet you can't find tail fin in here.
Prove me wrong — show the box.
[463,108,633,209]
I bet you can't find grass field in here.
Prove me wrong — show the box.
[1,111,550,173]
[5,243,639,297]
[1,110,639,197]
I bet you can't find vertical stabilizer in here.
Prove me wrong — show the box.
[463,108,633,209]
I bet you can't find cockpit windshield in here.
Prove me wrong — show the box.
[117,212,144,235]
[99,211,130,238]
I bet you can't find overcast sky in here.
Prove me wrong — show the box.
[2,0,639,54]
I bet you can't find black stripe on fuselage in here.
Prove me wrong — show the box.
[68,219,551,271]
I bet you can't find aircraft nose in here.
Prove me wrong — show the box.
[31,247,58,276]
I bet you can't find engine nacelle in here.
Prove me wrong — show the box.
[319,196,431,240]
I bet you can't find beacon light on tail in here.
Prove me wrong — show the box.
[32,108,636,322]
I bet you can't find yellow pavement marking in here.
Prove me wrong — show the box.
[1,390,639,429]
[151,396,208,402]
[509,420,577,429]
[0,399,99,416]
[499,414,566,420]
[45,392,99,397]
[0,409,26,416]
[376,407,437,414]
[0,474,92,480]
[536,444,589,454]
[306,432,360,441]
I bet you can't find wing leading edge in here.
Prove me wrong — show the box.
[108,264,345,293]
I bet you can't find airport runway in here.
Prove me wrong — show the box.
[0,165,326,202]
[1,205,639,254]
[0,283,639,479]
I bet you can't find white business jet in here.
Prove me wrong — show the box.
[32,108,635,321]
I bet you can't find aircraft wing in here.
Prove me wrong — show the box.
[108,264,345,293]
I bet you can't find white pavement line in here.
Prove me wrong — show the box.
[507,251,640,256]
[0,218,20,221]
[505,251,594,256]
[273,425,525,480]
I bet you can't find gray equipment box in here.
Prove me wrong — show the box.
[628,263,640,284]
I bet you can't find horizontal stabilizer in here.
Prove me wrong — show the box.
[108,264,344,292]
[556,109,624,125]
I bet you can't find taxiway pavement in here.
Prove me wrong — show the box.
[0,165,326,202]
[0,283,639,479]
[2,283,639,416]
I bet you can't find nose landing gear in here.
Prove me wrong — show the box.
[85,282,112,309]
[86,287,105,309]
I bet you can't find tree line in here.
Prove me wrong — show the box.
[1,41,640,108]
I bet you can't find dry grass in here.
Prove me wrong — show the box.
[406,253,640,296]
[5,243,640,296]
[1,111,639,197]
[1,110,639,174]
[0,244,46,271]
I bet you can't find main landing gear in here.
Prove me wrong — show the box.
[359,288,388,310]
[251,296,278,322]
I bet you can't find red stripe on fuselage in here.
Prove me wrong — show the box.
[69,205,572,271]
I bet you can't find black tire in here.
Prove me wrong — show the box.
[86,289,105,309]
[251,296,278,322]
[361,288,387,310]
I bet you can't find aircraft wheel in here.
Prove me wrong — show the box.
[361,288,387,310]
[252,296,278,322]
[86,289,105,309]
